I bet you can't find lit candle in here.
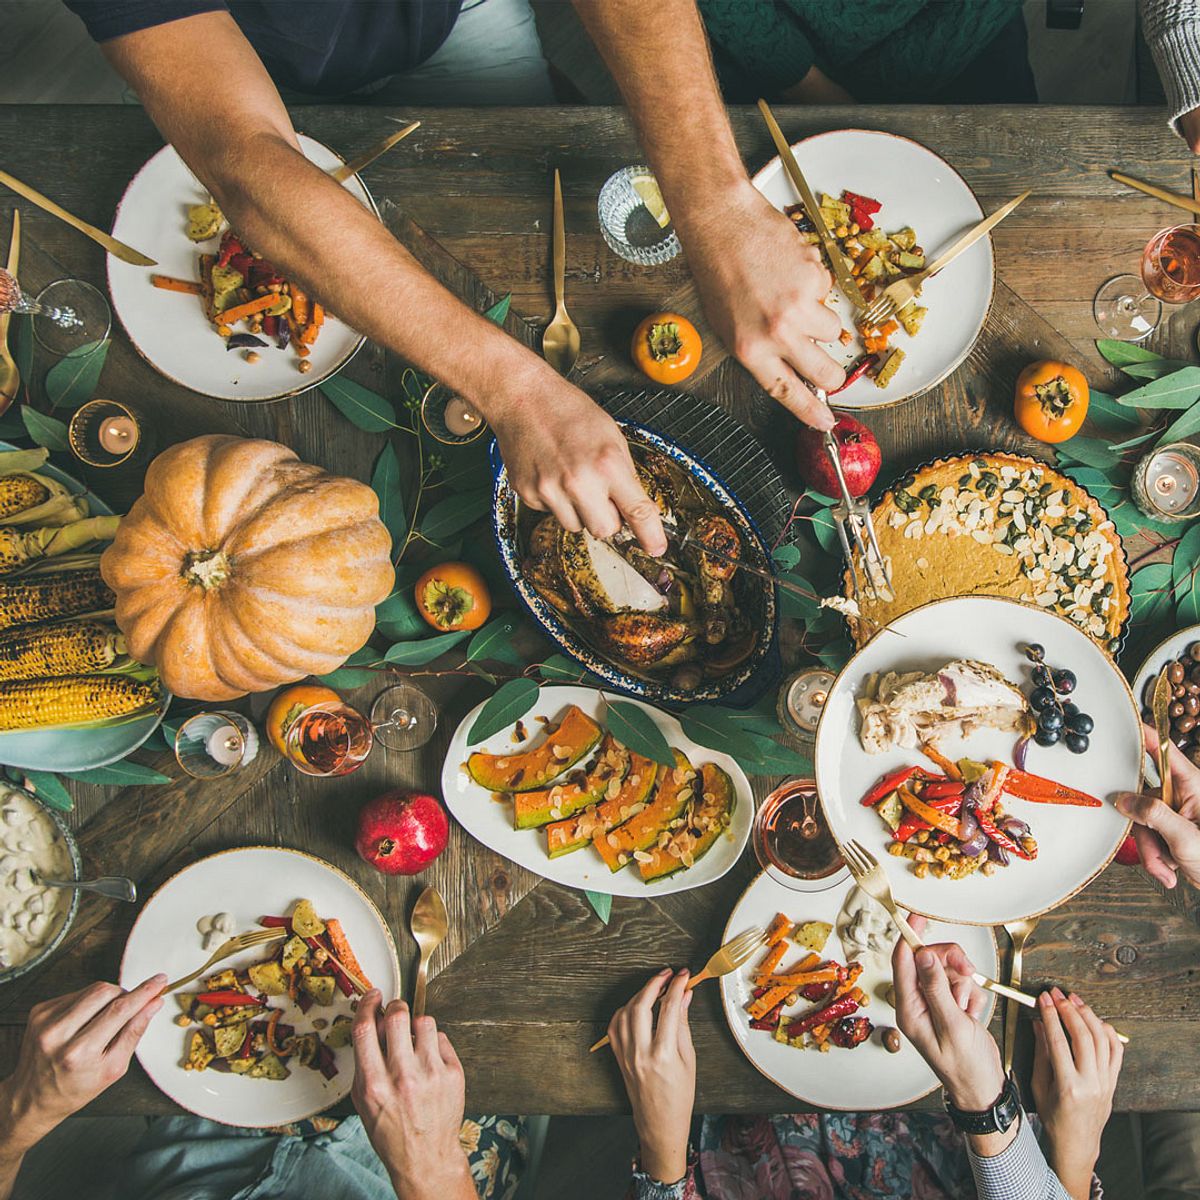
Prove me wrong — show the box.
[782,669,835,736]
[97,414,138,455]
[1134,443,1200,521]
[443,396,482,437]
[205,723,245,767]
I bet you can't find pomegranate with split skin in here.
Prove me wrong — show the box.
[795,415,882,499]
[355,790,449,875]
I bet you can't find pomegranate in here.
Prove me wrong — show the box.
[355,790,449,875]
[1114,834,1141,867]
[795,415,882,499]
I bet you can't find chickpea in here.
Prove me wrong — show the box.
[888,841,906,857]
[934,846,951,862]
[174,1014,191,1027]
[298,360,312,374]
[202,1013,218,1026]
[245,351,260,364]
[216,324,232,338]
[914,861,930,878]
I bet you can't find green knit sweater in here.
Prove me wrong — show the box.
[699,0,1022,100]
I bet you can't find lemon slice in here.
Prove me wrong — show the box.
[632,175,670,229]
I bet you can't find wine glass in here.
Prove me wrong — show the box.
[751,778,848,893]
[0,268,110,357]
[1094,223,1200,340]
[369,682,439,751]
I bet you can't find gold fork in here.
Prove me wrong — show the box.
[858,191,1030,329]
[162,927,288,993]
[589,924,767,1052]
[1002,916,1040,1074]
[839,839,1129,1043]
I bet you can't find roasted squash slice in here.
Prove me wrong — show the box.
[512,734,629,830]
[186,1029,215,1072]
[545,750,658,857]
[593,750,695,871]
[467,704,601,792]
[639,763,734,882]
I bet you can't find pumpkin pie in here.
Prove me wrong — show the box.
[845,452,1129,649]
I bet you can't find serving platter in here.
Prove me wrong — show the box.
[815,596,1141,925]
[441,685,753,897]
[752,128,993,409]
[0,443,166,771]
[493,419,779,705]
[720,870,997,1109]
[108,135,374,402]
[120,847,400,1127]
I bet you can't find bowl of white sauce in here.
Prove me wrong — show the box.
[0,786,80,984]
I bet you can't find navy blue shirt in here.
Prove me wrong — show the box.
[64,0,462,95]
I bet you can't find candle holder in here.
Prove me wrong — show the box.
[776,667,835,752]
[1132,442,1200,523]
[68,398,155,470]
[174,711,260,779]
[419,381,488,446]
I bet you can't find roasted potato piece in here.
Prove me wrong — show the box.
[898,304,927,337]
[204,969,239,991]
[300,974,337,1006]
[248,1052,291,1081]
[874,348,906,389]
[281,935,309,973]
[324,1014,354,1050]
[186,1030,214,1072]
[214,1022,248,1058]
[247,960,288,996]
[291,899,325,938]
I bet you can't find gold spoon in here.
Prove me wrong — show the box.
[0,210,21,413]
[542,168,580,375]
[411,884,448,1018]
[1001,916,1039,1075]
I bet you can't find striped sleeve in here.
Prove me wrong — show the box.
[967,1116,1087,1200]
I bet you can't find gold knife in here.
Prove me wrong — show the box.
[1152,668,1176,811]
[1110,170,1200,217]
[0,208,18,344]
[0,168,156,267]
[757,98,864,312]
[329,121,420,184]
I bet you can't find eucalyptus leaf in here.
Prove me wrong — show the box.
[466,676,539,744]
[772,544,801,570]
[1118,359,1192,380]
[537,654,594,683]
[1114,367,1200,410]
[321,375,401,432]
[1173,525,1200,594]
[679,706,756,759]
[63,761,171,786]
[584,890,612,925]
[605,699,674,768]
[383,629,470,665]
[1180,585,1200,627]
[20,405,68,450]
[809,505,841,557]
[1106,429,1158,452]
[45,340,110,409]
[816,639,853,673]
[22,770,73,811]
[1095,339,1174,368]
[315,666,381,689]
[1060,465,1127,507]
[0,408,25,440]
[13,315,34,404]
[1129,562,1174,626]
[371,442,408,547]
[467,615,527,665]
[467,662,498,686]
[375,590,427,642]
[1156,400,1200,448]
[1054,436,1121,471]
[1087,389,1143,431]
[483,294,512,325]
[419,489,491,543]
[741,733,814,775]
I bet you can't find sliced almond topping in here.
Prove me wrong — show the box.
[606,833,621,848]
[633,850,654,864]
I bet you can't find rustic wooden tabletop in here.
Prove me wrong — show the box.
[0,102,1197,1116]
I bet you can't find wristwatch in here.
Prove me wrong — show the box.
[944,1075,1022,1135]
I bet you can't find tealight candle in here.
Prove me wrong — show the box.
[1133,443,1200,522]
[443,396,482,437]
[97,414,138,455]
[175,711,259,778]
[205,723,246,767]
[777,668,835,749]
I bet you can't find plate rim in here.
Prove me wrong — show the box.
[718,867,998,1110]
[750,126,994,411]
[119,844,401,1128]
[1131,622,1200,710]
[106,133,374,404]
[814,593,1142,925]
[439,682,754,898]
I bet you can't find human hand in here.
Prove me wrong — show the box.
[351,992,474,1200]
[607,968,696,1185]
[1031,987,1123,1200]
[0,976,166,1148]
[892,916,1004,1112]
[672,182,844,430]
[490,379,667,555]
[779,65,855,106]
[1115,723,1200,888]
[1180,106,1200,155]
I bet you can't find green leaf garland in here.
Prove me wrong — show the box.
[420,489,491,543]
[383,629,470,665]
[375,589,428,642]
[1055,436,1121,471]
[20,405,68,450]
[45,340,110,409]
[467,615,526,665]
[584,890,612,924]
[63,761,171,786]
[604,699,674,768]
[371,442,408,547]
[321,376,402,432]
[1129,563,1174,627]
[22,770,73,811]
[1086,389,1142,431]
[1114,367,1200,410]
[466,676,539,744]
[1095,339,1176,368]
[483,294,512,325]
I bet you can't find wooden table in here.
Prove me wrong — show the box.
[1,103,1198,1115]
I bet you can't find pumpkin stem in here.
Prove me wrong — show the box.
[183,549,232,589]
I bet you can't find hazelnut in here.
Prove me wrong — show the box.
[298,360,312,374]
[882,1027,902,1053]
[245,350,260,364]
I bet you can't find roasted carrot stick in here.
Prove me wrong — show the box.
[151,274,203,295]
[219,293,277,325]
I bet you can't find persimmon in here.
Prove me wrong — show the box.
[1014,361,1089,444]
[631,312,702,384]
[414,562,491,632]
[265,682,340,755]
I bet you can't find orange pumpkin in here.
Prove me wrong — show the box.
[100,435,395,701]
[1014,361,1089,444]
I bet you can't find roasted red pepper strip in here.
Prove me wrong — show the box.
[844,191,882,214]
[1003,768,1102,808]
[976,809,1035,860]
[893,814,932,843]
[197,990,263,1008]
[787,993,861,1039]
[749,999,786,1032]
[259,916,291,929]
[898,788,965,839]
[304,935,355,997]
[216,236,245,269]
[920,780,966,800]
[830,353,878,396]
[861,765,927,807]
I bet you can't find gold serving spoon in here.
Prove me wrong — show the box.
[0,210,21,412]
[542,169,580,375]
[411,884,448,1018]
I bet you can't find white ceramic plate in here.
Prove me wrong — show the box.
[815,597,1141,925]
[720,870,997,1109]
[0,442,166,771]
[120,847,400,1127]
[108,135,374,402]
[1131,624,1200,730]
[752,128,992,409]
[441,685,753,897]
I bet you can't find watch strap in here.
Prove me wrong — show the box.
[945,1075,1022,1135]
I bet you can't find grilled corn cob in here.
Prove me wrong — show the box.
[0,476,49,520]
[0,569,115,631]
[0,516,120,577]
[0,674,159,731]
[0,620,125,681]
